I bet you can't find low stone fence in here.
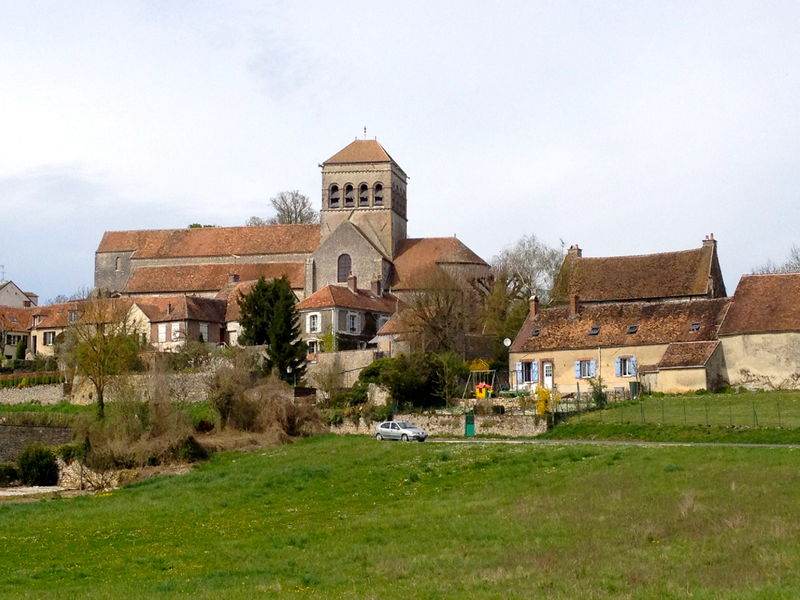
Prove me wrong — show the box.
[331,412,548,438]
[0,425,73,462]
[0,384,64,406]
[69,372,210,405]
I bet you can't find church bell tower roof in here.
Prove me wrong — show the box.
[323,139,396,165]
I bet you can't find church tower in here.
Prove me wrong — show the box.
[319,139,408,259]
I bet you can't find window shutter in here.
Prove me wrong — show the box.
[589,360,597,377]
[574,361,581,379]
[615,358,621,377]
[631,356,637,376]
[531,361,539,383]
[515,362,523,384]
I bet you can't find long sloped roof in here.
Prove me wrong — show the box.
[511,298,730,353]
[97,224,320,258]
[296,285,403,313]
[123,263,305,295]
[551,243,725,303]
[657,341,720,369]
[718,273,800,335]
[133,296,226,324]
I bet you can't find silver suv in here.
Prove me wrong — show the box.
[375,421,428,442]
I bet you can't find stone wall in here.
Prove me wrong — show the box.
[69,372,210,405]
[0,384,64,405]
[0,425,73,462]
[330,412,548,438]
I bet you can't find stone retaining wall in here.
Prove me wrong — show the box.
[0,384,64,406]
[331,413,548,438]
[0,425,73,462]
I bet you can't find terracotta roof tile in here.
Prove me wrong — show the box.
[0,306,33,331]
[323,140,394,165]
[216,281,257,322]
[375,310,410,336]
[551,243,725,303]
[657,341,720,369]
[133,296,226,324]
[718,273,800,335]
[123,263,304,294]
[391,237,488,290]
[97,224,320,258]
[296,285,403,313]
[31,302,84,329]
[511,298,730,353]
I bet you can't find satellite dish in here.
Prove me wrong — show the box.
[503,338,512,347]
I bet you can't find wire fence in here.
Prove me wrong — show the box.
[556,392,800,428]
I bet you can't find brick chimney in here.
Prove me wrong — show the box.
[702,233,717,247]
[569,294,579,316]
[530,295,539,317]
[347,273,357,293]
[371,279,382,296]
[567,244,582,258]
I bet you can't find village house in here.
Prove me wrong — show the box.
[0,306,32,360]
[0,280,38,308]
[130,296,227,352]
[29,302,83,357]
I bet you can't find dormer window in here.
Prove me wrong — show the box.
[329,184,340,208]
[626,324,639,334]
[68,310,81,324]
[588,326,601,336]
[532,328,541,337]
[374,183,383,206]
[359,183,369,206]
[344,184,354,207]
[689,322,701,332]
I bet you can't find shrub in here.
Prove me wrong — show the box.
[18,445,59,486]
[57,441,90,464]
[589,378,607,409]
[0,463,19,486]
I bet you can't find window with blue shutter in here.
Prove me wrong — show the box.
[589,360,597,377]
[630,356,637,376]
[574,361,581,379]
[515,362,523,384]
[531,361,539,383]
[615,358,621,377]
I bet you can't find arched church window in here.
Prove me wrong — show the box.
[374,183,383,206]
[359,184,369,206]
[337,254,351,283]
[344,184,354,207]
[329,184,340,208]
[115,257,122,271]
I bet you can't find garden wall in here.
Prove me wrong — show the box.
[0,384,64,405]
[0,425,72,462]
[331,413,548,438]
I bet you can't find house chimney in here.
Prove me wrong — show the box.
[569,294,579,316]
[567,244,583,258]
[167,303,173,315]
[702,233,717,247]
[229,273,240,283]
[530,295,539,317]
[347,273,357,293]
[371,279,382,296]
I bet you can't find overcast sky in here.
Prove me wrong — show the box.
[2,1,798,302]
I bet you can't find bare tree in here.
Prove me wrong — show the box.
[45,286,92,306]
[399,269,484,354]
[752,244,800,274]
[246,190,319,226]
[67,298,142,419]
[492,234,564,303]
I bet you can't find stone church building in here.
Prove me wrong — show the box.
[94,139,490,346]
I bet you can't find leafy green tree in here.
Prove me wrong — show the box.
[237,276,307,384]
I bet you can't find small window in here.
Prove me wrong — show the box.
[199,322,209,342]
[307,340,319,354]
[689,322,701,332]
[578,360,593,378]
[68,310,80,324]
[532,328,541,337]
[347,312,360,333]
[115,256,122,271]
[626,324,639,334]
[359,183,369,206]
[588,326,601,336]
[377,315,389,330]
[158,323,167,343]
[329,184,340,208]
[344,184,354,207]
[171,323,183,341]
[374,183,383,206]
[619,357,636,377]
[307,313,321,334]
[43,332,56,346]
[337,254,351,283]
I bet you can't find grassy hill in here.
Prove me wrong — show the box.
[2,435,800,598]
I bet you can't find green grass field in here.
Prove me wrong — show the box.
[3,435,800,598]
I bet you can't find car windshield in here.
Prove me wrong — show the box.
[396,422,415,429]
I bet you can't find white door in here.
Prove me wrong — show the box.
[543,362,554,390]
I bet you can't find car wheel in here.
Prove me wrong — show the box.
[375,433,383,441]
[417,438,426,442]
[401,434,409,442]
